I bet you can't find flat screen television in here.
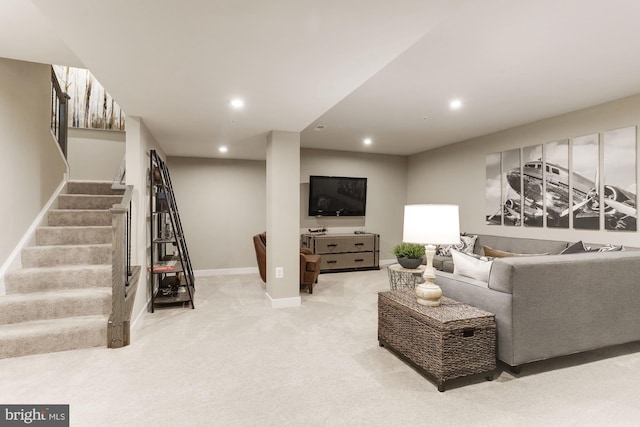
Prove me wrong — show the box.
[308,175,367,217]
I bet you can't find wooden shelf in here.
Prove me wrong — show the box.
[153,286,194,304]
[153,237,178,244]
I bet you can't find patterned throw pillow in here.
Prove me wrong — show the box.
[437,234,478,256]
[560,241,591,254]
[593,244,625,252]
[562,241,625,253]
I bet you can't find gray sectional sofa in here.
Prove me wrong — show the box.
[433,234,640,369]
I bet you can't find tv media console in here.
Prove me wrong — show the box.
[301,233,380,273]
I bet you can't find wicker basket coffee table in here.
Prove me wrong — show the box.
[378,291,496,392]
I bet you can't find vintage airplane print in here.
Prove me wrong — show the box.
[485,128,637,231]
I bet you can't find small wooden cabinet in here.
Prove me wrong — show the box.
[302,233,380,273]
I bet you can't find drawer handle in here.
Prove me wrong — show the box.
[327,244,338,248]
[354,258,364,262]
[354,243,364,246]
[327,260,337,264]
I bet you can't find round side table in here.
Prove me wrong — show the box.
[387,263,426,290]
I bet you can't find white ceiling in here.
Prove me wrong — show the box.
[4,0,640,159]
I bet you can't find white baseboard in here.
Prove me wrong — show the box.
[194,262,394,278]
[194,267,259,277]
[264,292,301,308]
[128,297,150,341]
[0,178,67,295]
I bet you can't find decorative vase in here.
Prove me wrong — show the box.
[397,257,423,269]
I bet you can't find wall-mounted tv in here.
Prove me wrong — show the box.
[308,175,367,217]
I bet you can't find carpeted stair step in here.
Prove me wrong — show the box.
[4,265,111,294]
[21,244,111,267]
[58,194,123,210]
[66,181,124,196]
[0,315,108,359]
[36,226,111,246]
[0,181,125,359]
[0,288,111,324]
[48,209,111,226]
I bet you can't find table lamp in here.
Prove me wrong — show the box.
[402,204,460,306]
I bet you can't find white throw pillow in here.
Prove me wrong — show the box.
[451,249,493,282]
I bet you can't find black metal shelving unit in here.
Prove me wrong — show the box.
[149,149,195,311]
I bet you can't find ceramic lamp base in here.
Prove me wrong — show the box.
[415,243,442,306]
[415,282,442,306]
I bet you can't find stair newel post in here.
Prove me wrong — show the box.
[108,203,127,348]
[108,184,134,348]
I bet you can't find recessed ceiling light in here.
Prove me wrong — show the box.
[219,146,228,153]
[363,138,372,145]
[229,98,245,109]
[449,99,463,110]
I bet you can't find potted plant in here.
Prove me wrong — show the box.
[392,243,425,269]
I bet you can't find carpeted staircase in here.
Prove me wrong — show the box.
[0,181,124,359]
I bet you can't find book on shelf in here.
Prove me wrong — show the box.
[148,260,177,272]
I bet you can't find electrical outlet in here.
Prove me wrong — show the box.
[275,267,284,278]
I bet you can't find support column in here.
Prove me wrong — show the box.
[265,131,301,308]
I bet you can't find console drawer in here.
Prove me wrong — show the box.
[315,235,376,253]
[320,252,375,270]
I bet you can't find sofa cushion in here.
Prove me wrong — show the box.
[433,255,455,273]
[474,235,567,255]
[432,255,445,270]
[483,245,548,258]
[451,249,493,282]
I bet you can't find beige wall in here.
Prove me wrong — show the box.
[300,148,407,261]
[167,148,407,271]
[0,58,66,265]
[407,93,640,247]
[167,156,266,270]
[67,128,125,181]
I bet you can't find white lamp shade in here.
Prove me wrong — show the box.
[402,204,460,245]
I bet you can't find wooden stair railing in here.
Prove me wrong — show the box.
[108,185,140,348]
[50,67,70,158]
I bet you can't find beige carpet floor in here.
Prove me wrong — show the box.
[0,268,639,426]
